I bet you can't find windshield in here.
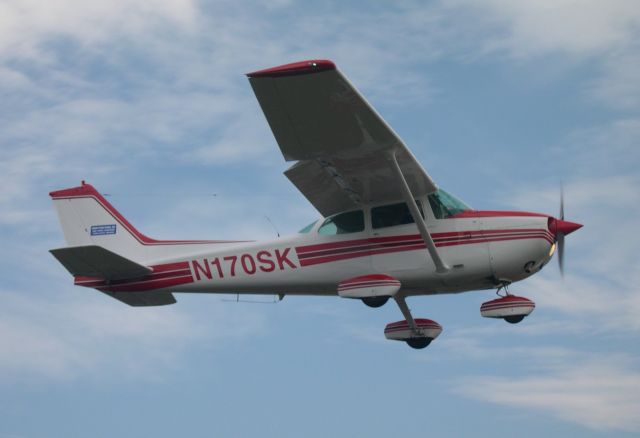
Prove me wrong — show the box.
[298,220,317,233]
[427,189,472,219]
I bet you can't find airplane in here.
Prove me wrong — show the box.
[49,60,583,349]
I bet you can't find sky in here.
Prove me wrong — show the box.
[1,0,639,436]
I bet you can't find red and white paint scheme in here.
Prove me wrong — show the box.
[338,274,401,299]
[385,319,443,349]
[480,295,536,324]
[49,60,583,348]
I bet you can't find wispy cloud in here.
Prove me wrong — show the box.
[452,123,640,431]
[440,0,640,116]
[1,1,639,412]
[0,0,197,59]
[590,50,640,110]
[500,173,640,329]
[455,356,640,432]
[0,288,266,382]
[449,0,640,58]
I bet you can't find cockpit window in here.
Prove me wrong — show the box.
[427,189,472,219]
[372,202,424,229]
[318,210,365,235]
[298,220,317,233]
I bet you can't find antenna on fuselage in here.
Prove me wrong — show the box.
[264,215,280,238]
[221,293,283,304]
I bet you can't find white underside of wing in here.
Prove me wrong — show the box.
[249,64,437,216]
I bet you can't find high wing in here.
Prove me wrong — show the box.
[247,60,438,217]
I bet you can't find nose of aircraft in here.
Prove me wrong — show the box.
[548,217,583,238]
[557,219,583,236]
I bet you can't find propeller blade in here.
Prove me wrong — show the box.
[558,232,565,277]
[560,185,565,220]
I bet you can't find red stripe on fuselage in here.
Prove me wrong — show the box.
[295,230,552,267]
[97,275,194,292]
[74,261,194,291]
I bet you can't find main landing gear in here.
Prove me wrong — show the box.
[337,274,442,349]
[480,284,535,324]
[384,295,443,349]
[362,296,390,308]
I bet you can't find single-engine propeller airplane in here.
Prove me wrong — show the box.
[50,60,582,349]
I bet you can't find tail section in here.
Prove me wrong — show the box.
[49,181,228,264]
[50,181,155,263]
[49,181,234,307]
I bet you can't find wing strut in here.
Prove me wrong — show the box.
[394,294,420,335]
[387,152,450,273]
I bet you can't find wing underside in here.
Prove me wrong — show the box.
[248,60,437,217]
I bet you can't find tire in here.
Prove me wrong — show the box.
[504,315,525,324]
[406,337,432,349]
[362,296,390,308]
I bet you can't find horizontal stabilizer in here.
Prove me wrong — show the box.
[50,245,152,280]
[100,290,176,307]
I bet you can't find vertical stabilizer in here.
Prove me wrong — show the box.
[50,181,244,265]
[50,182,151,262]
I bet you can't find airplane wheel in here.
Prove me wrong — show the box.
[362,296,389,308]
[406,337,432,349]
[504,315,525,324]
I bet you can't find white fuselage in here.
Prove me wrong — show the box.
[77,209,555,298]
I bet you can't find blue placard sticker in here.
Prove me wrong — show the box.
[90,224,117,236]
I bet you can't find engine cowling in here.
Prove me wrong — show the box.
[480,295,535,324]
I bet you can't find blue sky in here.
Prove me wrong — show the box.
[1,0,639,436]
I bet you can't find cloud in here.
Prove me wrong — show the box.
[498,171,640,335]
[590,51,640,109]
[455,358,640,432]
[449,0,640,58]
[444,319,640,432]
[0,0,197,60]
[453,124,640,432]
[0,287,266,382]
[441,0,640,113]
[1,0,638,399]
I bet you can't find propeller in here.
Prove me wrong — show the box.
[558,188,565,275]
[549,187,582,276]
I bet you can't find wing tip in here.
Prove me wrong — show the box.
[246,59,336,78]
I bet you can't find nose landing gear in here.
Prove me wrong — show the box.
[481,284,535,324]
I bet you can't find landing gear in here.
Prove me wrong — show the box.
[481,284,535,324]
[384,295,442,349]
[406,337,432,349]
[504,315,526,324]
[362,296,390,308]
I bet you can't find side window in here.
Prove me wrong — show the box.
[371,202,424,229]
[318,210,365,235]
